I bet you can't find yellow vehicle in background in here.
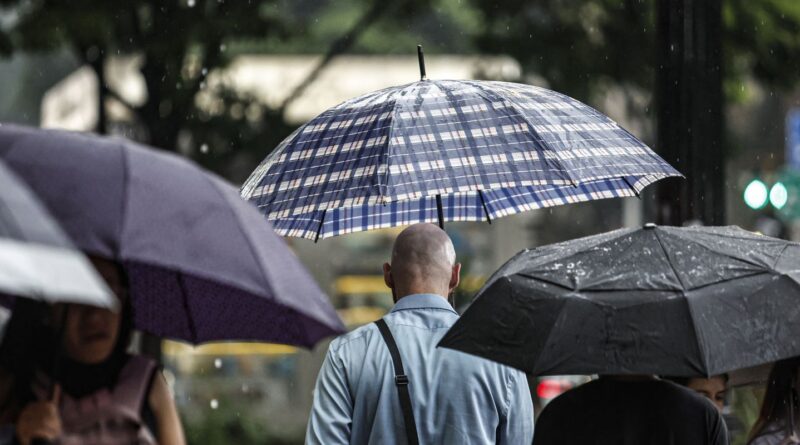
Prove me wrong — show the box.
[162,275,391,366]
[162,273,486,363]
[333,274,486,329]
[333,275,393,328]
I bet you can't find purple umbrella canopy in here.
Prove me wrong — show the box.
[0,159,113,308]
[0,124,344,348]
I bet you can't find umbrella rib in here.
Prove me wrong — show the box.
[652,230,688,291]
[652,230,711,375]
[462,80,579,186]
[531,299,574,375]
[440,83,495,190]
[682,290,711,377]
[315,209,327,243]
[774,243,791,270]
[478,190,492,224]
[117,142,130,262]
[378,92,406,197]
[204,173,279,302]
[177,273,199,344]
[681,270,772,293]
[672,234,777,277]
[516,273,576,292]
[620,176,640,198]
[0,200,25,239]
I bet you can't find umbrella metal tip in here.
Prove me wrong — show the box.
[643,222,657,229]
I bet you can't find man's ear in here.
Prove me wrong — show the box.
[383,263,393,289]
[449,263,461,291]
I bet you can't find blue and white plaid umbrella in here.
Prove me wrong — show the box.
[242,53,681,240]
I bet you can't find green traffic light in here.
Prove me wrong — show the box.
[770,182,788,210]
[744,179,768,209]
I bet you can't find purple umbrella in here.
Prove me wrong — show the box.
[0,124,344,348]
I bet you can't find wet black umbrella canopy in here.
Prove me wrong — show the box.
[439,224,800,377]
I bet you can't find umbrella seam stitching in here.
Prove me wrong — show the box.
[439,82,493,192]
[378,93,404,200]
[202,173,280,304]
[682,292,710,376]
[682,270,772,292]
[463,80,579,185]
[533,297,571,375]
[118,141,130,263]
[774,244,791,270]
[515,273,575,292]
[199,174,324,346]
[176,272,199,343]
[654,230,710,375]
[668,231,777,275]
[652,229,688,290]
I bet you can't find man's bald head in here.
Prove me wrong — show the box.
[383,224,460,301]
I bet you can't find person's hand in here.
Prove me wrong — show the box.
[15,385,62,445]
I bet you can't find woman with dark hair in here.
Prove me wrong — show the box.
[0,257,185,445]
[668,375,729,412]
[748,357,800,445]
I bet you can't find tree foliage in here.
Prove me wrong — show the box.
[6,0,797,181]
[473,0,800,104]
[0,0,473,180]
[0,0,303,179]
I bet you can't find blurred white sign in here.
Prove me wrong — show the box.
[41,55,522,128]
[40,66,98,131]
[219,55,522,123]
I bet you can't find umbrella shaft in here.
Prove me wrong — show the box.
[417,45,427,81]
[436,194,444,229]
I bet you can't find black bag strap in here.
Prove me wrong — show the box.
[374,319,420,445]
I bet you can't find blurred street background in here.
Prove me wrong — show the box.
[2,0,800,443]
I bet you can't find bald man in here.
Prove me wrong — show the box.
[306,224,533,444]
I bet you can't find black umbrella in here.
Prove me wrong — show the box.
[439,224,800,377]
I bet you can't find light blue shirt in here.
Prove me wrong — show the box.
[306,294,534,444]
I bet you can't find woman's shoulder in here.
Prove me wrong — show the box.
[122,353,158,368]
[118,354,159,382]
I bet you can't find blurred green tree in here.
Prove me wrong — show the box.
[472,0,800,106]
[0,0,307,178]
[473,0,800,226]
[0,0,474,181]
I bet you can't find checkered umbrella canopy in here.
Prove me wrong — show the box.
[242,79,681,240]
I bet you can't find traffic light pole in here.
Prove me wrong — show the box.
[655,0,725,226]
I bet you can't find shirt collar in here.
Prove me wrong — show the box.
[390,293,457,314]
